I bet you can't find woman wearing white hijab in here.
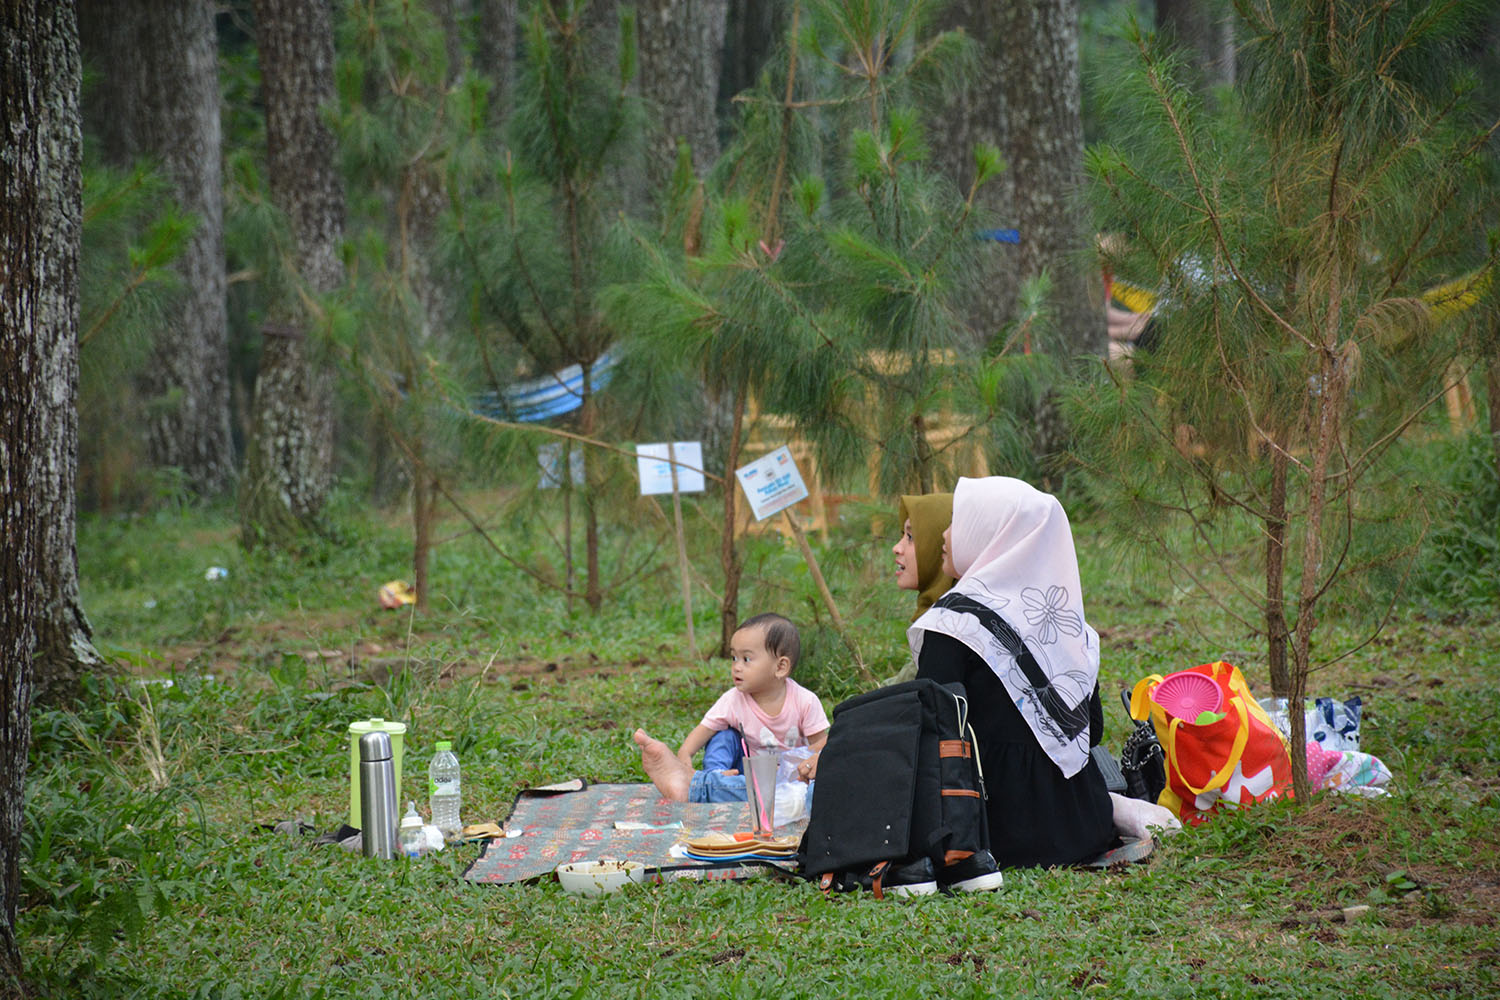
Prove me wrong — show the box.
[909,476,1115,867]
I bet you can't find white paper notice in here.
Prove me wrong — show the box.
[635,442,706,496]
[734,446,809,521]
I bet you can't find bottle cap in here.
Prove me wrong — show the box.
[349,717,407,736]
[436,740,452,752]
[400,802,422,830]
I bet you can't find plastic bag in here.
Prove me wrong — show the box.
[774,746,816,824]
[1257,695,1363,751]
[1309,696,1362,751]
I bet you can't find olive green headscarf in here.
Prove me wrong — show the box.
[898,493,956,622]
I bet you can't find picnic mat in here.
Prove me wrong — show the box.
[462,782,807,886]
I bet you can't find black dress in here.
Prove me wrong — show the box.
[916,630,1115,868]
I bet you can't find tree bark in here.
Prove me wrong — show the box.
[1155,0,1235,94]
[637,0,729,199]
[931,0,1017,343]
[242,0,346,547]
[1488,325,1500,485]
[18,2,101,709]
[1264,438,1291,698]
[433,0,466,85]
[1,1,82,986]
[719,382,747,657]
[999,0,1102,360]
[720,0,783,103]
[78,0,234,496]
[475,0,520,121]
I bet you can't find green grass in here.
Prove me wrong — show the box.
[20,491,1500,997]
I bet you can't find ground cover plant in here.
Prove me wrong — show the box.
[18,491,1500,998]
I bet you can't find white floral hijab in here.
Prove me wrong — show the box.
[908,476,1099,777]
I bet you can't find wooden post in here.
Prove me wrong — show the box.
[668,443,698,660]
[781,509,871,684]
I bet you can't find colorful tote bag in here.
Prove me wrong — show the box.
[1129,661,1294,826]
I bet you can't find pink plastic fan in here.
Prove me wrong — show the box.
[1153,670,1223,722]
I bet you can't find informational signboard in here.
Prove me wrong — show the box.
[635,442,706,496]
[734,446,809,521]
[538,443,585,488]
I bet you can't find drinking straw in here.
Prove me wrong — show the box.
[742,737,770,832]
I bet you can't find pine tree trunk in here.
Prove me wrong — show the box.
[433,0,466,85]
[78,0,233,496]
[18,2,101,709]
[475,0,519,121]
[1155,0,1235,93]
[1264,438,1291,698]
[1488,326,1500,485]
[412,470,436,610]
[578,383,603,613]
[1,1,82,985]
[242,0,345,548]
[999,0,1102,360]
[719,386,748,656]
[931,0,1016,342]
[637,0,728,197]
[720,0,783,102]
[1289,331,1350,805]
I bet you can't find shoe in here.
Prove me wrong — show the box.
[939,849,1004,892]
[824,856,939,898]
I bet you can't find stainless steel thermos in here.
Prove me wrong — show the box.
[358,730,398,859]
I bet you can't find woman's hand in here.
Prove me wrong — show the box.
[796,752,819,782]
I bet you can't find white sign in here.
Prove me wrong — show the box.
[734,446,809,521]
[635,442,706,496]
[538,443,585,488]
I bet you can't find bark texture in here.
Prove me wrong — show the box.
[720,0,782,103]
[15,0,101,709]
[242,0,346,546]
[475,0,520,120]
[1,1,82,986]
[637,0,729,197]
[999,0,1103,360]
[931,0,1016,343]
[1155,0,1235,93]
[79,0,233,495]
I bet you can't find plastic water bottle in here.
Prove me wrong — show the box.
[398,802,425,859]
[428,740,462,843]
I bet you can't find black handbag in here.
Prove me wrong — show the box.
[1119,688,1167,803]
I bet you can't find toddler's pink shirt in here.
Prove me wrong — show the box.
[698,678,829,754]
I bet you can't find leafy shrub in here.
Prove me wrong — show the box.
[1412,431,1500,608]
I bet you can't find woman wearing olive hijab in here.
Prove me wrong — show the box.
[893,493,957,620]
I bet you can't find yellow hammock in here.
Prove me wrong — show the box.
[1109,266,1494,322]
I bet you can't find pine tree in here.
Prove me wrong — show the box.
[239,0,346,549]
[607,0,1052,656]
[1071,0,1499,800]
[439,0,648,613]
[331,0,476,608]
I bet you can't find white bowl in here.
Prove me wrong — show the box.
[555,859,649,896]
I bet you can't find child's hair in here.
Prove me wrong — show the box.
[736,613,801,671]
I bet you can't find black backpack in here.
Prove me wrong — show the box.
[798,678,988,883]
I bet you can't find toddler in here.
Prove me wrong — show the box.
[634,613,828,803]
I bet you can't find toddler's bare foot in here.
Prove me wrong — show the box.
[634,728,692,802]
